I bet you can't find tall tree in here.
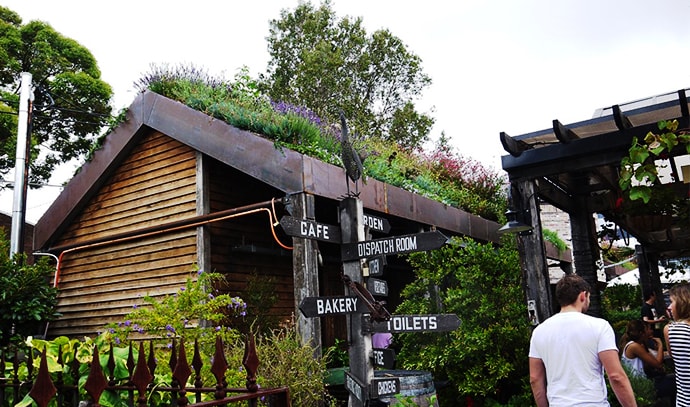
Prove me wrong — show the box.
[0,6,112,187]
[260,0,433,149]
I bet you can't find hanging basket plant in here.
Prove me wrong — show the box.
[616,119,690,228]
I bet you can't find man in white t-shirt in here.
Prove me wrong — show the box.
[529,274,637,407]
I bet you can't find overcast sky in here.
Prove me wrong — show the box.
[3,0,690,222]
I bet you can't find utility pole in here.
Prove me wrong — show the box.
[10,72,33,256]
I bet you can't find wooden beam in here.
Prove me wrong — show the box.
[552,120,579,144]
[500,131,531,157]
[679,89,689,118]
[612,105,633,130]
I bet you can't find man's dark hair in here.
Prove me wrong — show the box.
[643,289,655,301]
[555,274,591,307]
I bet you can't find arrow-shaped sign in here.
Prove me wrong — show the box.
[366,256,386,277]
[344,371,367,402]
[363,314,461,333]
[367,278,388,297]
[362,213,391,233]
[299,296,363,318]
[370,377,401,399]
[279,216,341,243]
[341,230,448,261]
[371,348,396,369]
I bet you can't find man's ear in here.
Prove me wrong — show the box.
[578,291,587,302]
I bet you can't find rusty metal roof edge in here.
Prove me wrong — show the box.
[35,90,504,251]
[301,154,503,243]
[33,91,152,250]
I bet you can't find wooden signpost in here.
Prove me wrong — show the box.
[298,296,363,318]
[340,230,448,261]
[362,213,391,233]
[366,278,388,297]
[279,216,341,243]
[371,348,396,369]
[370,377,401,399]
[280,198,459,406]
[364,314,462,333]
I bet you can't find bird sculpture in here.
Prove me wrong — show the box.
[339,110,364,197]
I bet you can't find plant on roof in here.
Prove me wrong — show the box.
[136,64,508,222]
[616,119,690,224]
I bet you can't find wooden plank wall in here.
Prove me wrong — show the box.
[49,131,198,338]
[206,158,295,330]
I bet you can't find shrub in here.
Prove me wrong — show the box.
[0,230,59,348]
[396,236,531,405]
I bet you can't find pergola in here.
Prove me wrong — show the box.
[499,88,690,323]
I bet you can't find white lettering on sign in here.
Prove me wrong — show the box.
[316,297,358,315]
[363,214,384,231]
[373,350,384,365]
[300,221,330,240]
[345,374,363,401]
[357,236,418,257]
[386,315,438,332]
[377,380,398,396]
[373,280,386,294]
[369,259,380,274]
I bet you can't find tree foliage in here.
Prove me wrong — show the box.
[396,237,532,405]
[0,6,112,186]
[260,0,434,149]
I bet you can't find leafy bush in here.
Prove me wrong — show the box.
[602,283,642,335]
[396,237,531,405]
[608,364,657,407]
[0,230,59,348]
[102,266,333,406]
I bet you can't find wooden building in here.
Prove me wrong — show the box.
[33,91,569,348]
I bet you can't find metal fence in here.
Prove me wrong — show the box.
[0,335,290,407]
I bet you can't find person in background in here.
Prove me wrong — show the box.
[642,289,667,341]
[619,319,675,403]
[664,282,690,407]
[529,274,636,407]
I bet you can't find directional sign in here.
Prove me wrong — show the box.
[362,213,391,233]
[279,216,341,243]
[366,256,386,277]
[344,371,367,403]
[371,348,396,369]
[367,278,388,297]
[299,296,363,318]
[363,314,461,334]
[370,377,401,399]
[341,230,448,261]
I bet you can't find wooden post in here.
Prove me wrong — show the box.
[340,197,371,407]
[512,179,553,324]
[291,193,322,355]
[570,197,604,317]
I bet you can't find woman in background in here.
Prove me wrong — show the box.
[620,319,675,402]
[664,282,690,406]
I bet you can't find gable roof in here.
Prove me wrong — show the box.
[35,91,505,252]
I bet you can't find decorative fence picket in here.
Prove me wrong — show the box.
[0,335,290,407]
